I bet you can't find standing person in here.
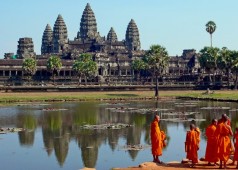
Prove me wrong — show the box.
[205,119,218,165]
[150,115,166,163]
[233,127,238,168]
[217,115,233,169]
[218,114,231,126]
[185,124,200,168]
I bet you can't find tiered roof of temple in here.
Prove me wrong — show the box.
[125,19,141,51]
[17,38,36,59]
[1,3,200,86]
[41,24,53,54]
[76,3,100,41]
[52,14,68,54]
[107,27,118,43]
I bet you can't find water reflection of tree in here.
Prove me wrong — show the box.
[73,102,97,125]
[144,114,152,144]
[17,114,37,146]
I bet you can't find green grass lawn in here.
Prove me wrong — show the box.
[0,90,237,103]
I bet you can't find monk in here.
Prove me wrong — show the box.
[150,115,166,163]
[205,119,218,165]
[217,115,233,169]
[232,127,238,168]
[218,113,231,126]
[185,124,200,168]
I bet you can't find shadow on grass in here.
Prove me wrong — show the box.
[106,94,139,97]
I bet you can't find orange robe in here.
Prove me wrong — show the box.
[185,129,200,163]
[150,120,166,156]
[205,124,218,162]
[233,132,238,161]
[217,122,232,162]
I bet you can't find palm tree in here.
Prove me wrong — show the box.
[73,53,97,85]
[47,56,62,85]
[206,21,216,47]
[144,45,169,97]
[22,58,37,85]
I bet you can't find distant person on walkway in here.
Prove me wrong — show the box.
[185,124,200,168]
[150,115,166,164]
[216,115,233,169]
[205,118,219,165]
[232,127,238,168]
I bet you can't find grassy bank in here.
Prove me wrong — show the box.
[0,90,238,103]
[0,91,156,103]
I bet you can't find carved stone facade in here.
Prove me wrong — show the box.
[76,3,101,42]
[0,3,201,86]
[107,27,118,43]
[52,14,68,54]
[17,38,36,59]
[41,24,53,54]
[125,19,141,51]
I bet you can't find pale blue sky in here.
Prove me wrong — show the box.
[1,0,238,58]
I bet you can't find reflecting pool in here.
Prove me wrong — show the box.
[0,99,238,170]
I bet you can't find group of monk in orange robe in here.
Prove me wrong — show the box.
[150,114,238,169]
[204,114,238,169]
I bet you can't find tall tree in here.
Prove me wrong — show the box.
[47,56,62,85]
[131,59,145,82]
[22,58,37,85]
[218,47,232,88]
[206,21,216,47]
[73,53,97,85]
[230,51,238,90]
[199,46,220,86]
[144,45,169,97]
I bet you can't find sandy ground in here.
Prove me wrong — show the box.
[80,159,237,170]
[112,159,237,170]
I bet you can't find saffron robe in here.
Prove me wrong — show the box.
[185,129,200,163]
[233,132,238,161]
[205,124,219,162]
[150,119,166,156]
[217,122,232,162]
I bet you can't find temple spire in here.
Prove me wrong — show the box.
[77,3,100,40]
[107,27,118,42]
[53,14,68,54]
[41,24,53,54]
[125,19,140,51]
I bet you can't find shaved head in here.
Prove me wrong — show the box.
[154,115,160,122]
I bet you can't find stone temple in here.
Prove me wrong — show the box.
[1,3,200,86]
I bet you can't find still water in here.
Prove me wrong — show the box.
[0,99,238,170]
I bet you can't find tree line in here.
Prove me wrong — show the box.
[22,54,97,85]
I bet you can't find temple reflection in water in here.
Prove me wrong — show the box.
[1,100,238,169]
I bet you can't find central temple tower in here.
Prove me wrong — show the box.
[76,3,101,41]
[125,19,141,51]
